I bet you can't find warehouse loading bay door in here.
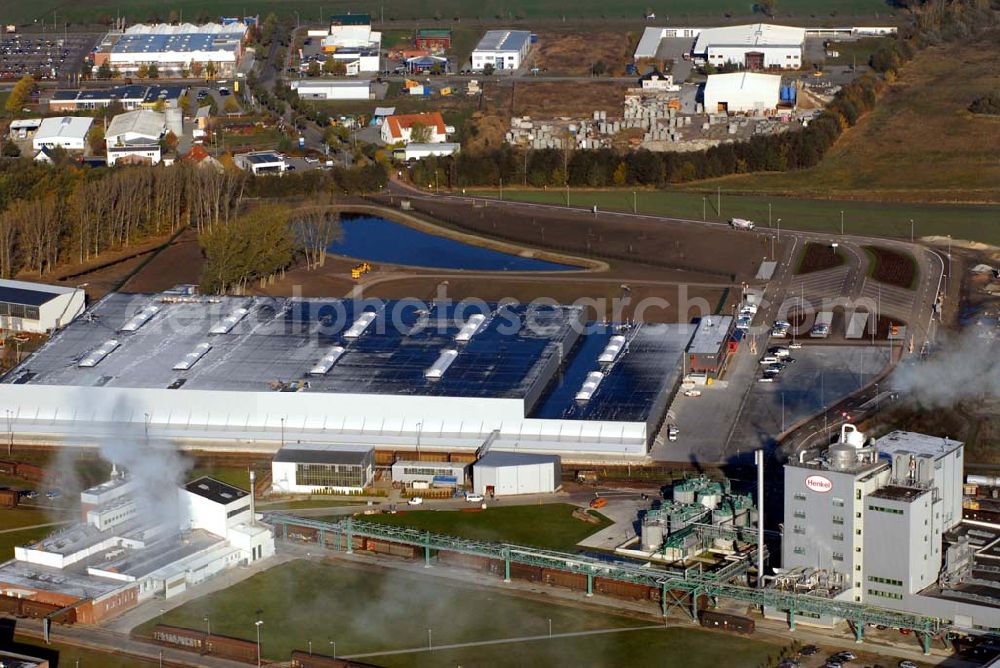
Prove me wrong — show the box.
[745,51,765,70]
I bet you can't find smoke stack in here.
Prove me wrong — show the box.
[249,469,256,524]
[755,449,765,588]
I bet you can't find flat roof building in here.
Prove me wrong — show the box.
[471,30,532,72]
[272,444,375,494]
[391,460,467,488]
[473,452,561,497]
[234,151,288,175]
[32,116,93,151]
[400,142,461,161]
[93,22,250,77]
[0,293,696,459]
[49,85,184,113]
[290,79,372,100]
[0,279,85,334]
[106,109,166,166]
[704,72,782,114]
[693,23,804,70]
[686,315,735,375]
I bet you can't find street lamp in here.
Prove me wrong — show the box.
[5,409,12,457]
[910,218,914,243]
[428,628,433,649]
[280,417,285,448]
[776,218,781,242]
[204,615,211,636]
[840,210,844,235]
[329,641,336,659]
[255,620,263,667]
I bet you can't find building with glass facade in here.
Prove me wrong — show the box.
[271,444,374,494]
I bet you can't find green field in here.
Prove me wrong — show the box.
[468,188,1000,245]
[12,0,898,26]
[344,504,611,552]
[136,559,776,665]
[13,636,161,668]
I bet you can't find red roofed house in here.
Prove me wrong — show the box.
[380,111,448,145]
[181,143,223,171]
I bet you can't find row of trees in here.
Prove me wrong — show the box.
[0,163,245,277]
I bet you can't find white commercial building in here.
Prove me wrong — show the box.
[391,461,467,488]
[234,151,288,175]
[271,444,375,494]
[0,279,85,334]
[471,30,532,72]
[635,23,804,70]
[703,72,781,114]
[290,79,372,100]
[320,14,381,73]
[95,22,249,77]
[694,23,804,70]
[473,452,561,497]
[32,116,93,151]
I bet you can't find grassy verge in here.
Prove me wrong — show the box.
[12,635,161,668]
[468,188,1000,245]
[795,242,846,275]
[341,503,610,552]
[0,525,58,561]
[134,560,649,660]
[259,498,369,510]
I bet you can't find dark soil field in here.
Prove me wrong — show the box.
[864,245,917,289]
[530,31,637,76]
[486,80,631,118]
[796,242,846,275]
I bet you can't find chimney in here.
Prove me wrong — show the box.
[249,469,256,524]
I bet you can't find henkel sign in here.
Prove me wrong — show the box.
[805,474,833,493]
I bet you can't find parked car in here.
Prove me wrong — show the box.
[45,489,62,499]
[667,424,679,441]
[757,376,775,383]
[788,341,802,349]
[759,355,780,365]
[769,346,790,357]
[407,496,423,506]
[683,389,702,397]
[799,646,819,657]
[465,493,484,503]
[898,661,918,668]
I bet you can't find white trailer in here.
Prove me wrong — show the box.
[845,311,869,339]
[730,218,755,230]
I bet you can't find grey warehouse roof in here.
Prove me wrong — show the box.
[475,451,560,467]
[687,315,734,355]
[474,30,531,53]
[274,444,373,465]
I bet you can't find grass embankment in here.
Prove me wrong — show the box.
[12,635,161,668]
[469,188,1000,245]
[796,242,847,275]
[863,246,917,289]
[136,560,775,665]
[703,31,1000,204]
[340,503,611,552]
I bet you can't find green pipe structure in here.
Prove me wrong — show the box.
[269,513,943,653]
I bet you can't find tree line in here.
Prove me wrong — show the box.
[0,157,387,280]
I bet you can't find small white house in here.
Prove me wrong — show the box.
[0,278,86,333]
[291,79,372,100]
[234,151,288,175]
[471,29,532,72]
[32,116,94,151]
[473,452,561,497]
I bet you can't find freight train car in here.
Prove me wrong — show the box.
[698,610,755,634]
[151,625,207,653]
[207,633,260,663]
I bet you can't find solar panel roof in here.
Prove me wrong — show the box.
[0,279,73,306]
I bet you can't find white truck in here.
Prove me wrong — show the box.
[730,218,755,231]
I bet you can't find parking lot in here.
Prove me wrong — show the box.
[0,32,100,82]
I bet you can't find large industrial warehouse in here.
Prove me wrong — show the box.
[93,22,251,77]
[703,72,782,114]
[692,23,805,70]
[0,292,696,460]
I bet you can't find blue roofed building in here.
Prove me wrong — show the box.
[93,22,250,77]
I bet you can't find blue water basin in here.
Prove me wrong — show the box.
[328,214,577,272]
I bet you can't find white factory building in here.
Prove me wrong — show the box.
[271,444,375,494]
[703,72,782,114]
[0,279,85,334]
[318,14,381,73]
[635,23,804,70]
[32,116,94,151]
[0,293,697,460]
[94,22,249,77]
[471,30,532,72]
[392,460,468,488]
[693,23,804,70]
[0,473,273,622]
[290,79,372,100]
[473,452,561,497]
[400,142,461,161]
